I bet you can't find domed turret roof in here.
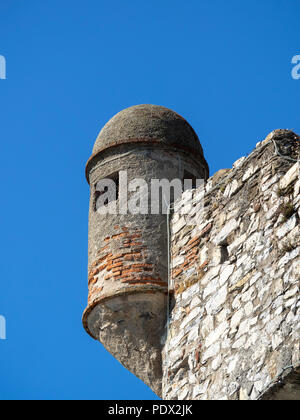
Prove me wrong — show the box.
[92,104,204,156]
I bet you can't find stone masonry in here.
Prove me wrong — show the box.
[83,105,208,397]
[83,105,300,400]
[162,129,300,400]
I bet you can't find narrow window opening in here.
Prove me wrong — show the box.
[219,244,229,263]
[94,172,119,211]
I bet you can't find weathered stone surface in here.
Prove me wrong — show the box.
[84,112,300,400]
[162,130,300,401]
[279,162,299,190]
[213,219,239,245]
[84,105,209,398]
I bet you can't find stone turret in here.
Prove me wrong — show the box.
[82,104,209,396]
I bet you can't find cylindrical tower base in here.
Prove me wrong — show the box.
[83,290,167,397]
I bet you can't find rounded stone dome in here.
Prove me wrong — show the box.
[92,104,205,157]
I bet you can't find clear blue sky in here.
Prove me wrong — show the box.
[0,0,299,400]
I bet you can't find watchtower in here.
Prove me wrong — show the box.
[82,104,208,396]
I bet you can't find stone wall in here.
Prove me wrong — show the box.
[162,130,300,400]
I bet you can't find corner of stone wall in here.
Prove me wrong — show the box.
[163,129,300,400]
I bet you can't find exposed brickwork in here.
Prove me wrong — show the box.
[87,226,166,306]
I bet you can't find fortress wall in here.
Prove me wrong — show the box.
[163,131,300,400]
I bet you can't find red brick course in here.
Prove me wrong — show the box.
[87,227,166,303]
